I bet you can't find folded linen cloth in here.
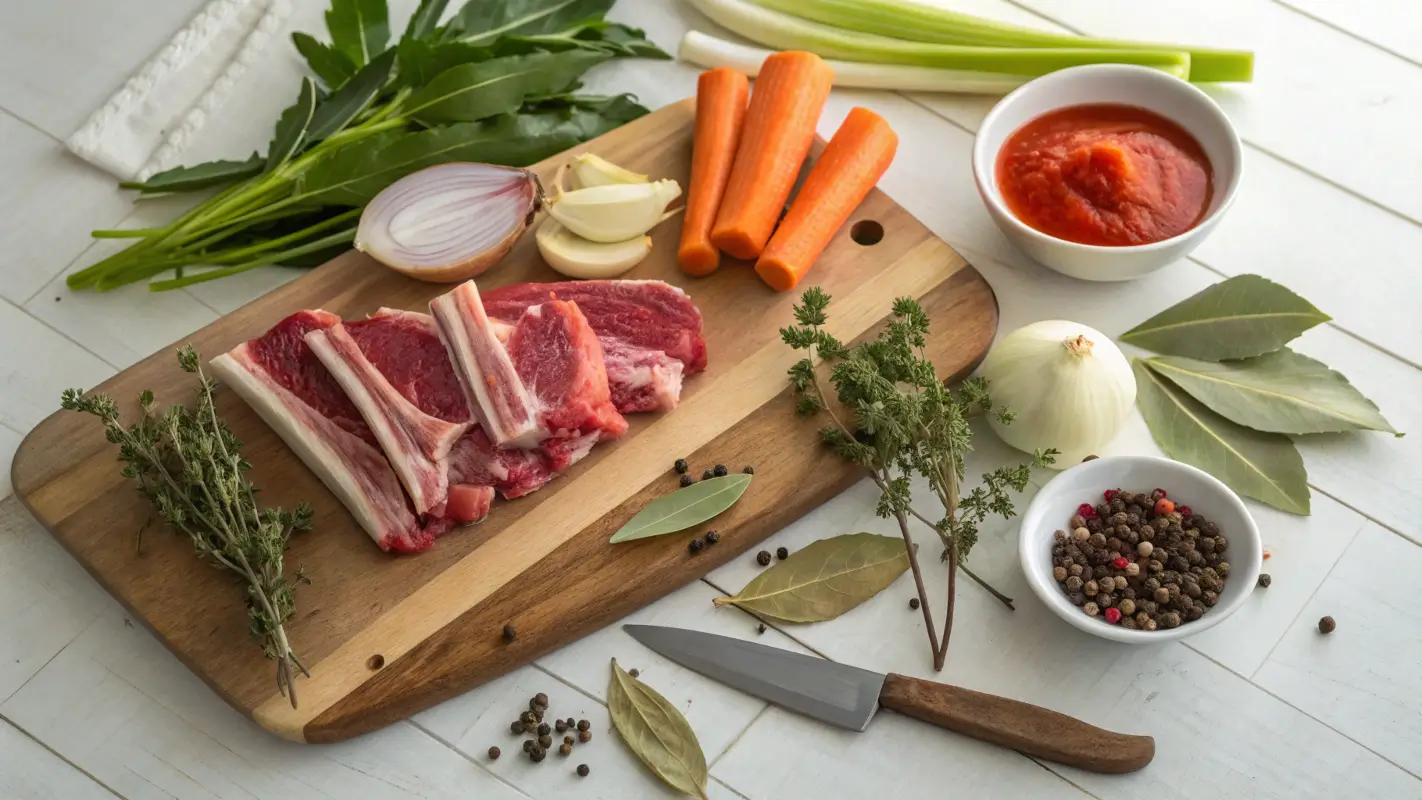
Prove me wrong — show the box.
[65,0,291,181]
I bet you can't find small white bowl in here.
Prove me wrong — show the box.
[1018,455,1261,643]
[973,64,1243,282]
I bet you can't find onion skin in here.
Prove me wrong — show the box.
[356,163,542,284]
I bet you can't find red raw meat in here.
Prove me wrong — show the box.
[506,299,628,441]
[209,310,445,554]
[481,280,706,413]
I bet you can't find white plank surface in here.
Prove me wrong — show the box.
[0,424,20,503]
[1,0,1421,798]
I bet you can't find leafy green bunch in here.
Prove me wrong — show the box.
[71,0,669,293]
[61,347,313,707]
[783,288,1055,670]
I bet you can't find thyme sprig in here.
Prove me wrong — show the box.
[783,288,1056,670]
[61,347,312,706]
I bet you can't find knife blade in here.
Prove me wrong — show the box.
[625,624,1155,774]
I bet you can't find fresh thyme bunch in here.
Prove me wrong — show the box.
[783,288,1056,670]
[61,347,312,706]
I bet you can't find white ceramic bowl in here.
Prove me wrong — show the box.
[1018,455,1261,643]
[973,64,1243,282]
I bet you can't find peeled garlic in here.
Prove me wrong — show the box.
[546,179,682,243]
[570,153,648,189]
[536,219,651,279]
[978,320,1135,466]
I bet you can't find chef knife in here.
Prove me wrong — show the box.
[624,624,1154,774]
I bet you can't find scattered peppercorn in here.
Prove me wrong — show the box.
[523,740,535,753]
[503,624,517,642]
[564,735,575,745]
[679,474,695,488]
[1257,574,1272,588]
[555,719,568,733]
[579,730,592,743]
[674,458,689,474]
[559,742,573,757]
[577,719,591,732]
[908,597,920,610]
[628,668,640,678]
[510,720,524,734]
[531,694,547,710]
[577,764,590,777]
[702,469,714,480]
[539,734,553,748]
[713,464,728,477]
[756,550,772,566]
[743,465,755,474]
[1318,616,1336,634]
[776,546,789,560]
[705,530,720,544]
[689,538,704,554]
[530,747,546,763]
[520,710,537,725]
[488,746,501,760]
[537,722,551,736]
[566,717,576,729]
[756,623,766,634]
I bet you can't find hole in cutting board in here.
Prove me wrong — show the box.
[851,220,884,246]
[367,654,385,670]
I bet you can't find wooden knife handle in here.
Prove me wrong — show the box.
[878,673,1154,773]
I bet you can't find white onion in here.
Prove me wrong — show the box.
[356,163,541,283]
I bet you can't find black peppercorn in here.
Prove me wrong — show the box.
[756,623,766,634]
[705,530,720,544]
[579,730,592,743]
[566,717,576,729]
[510,720,524,734]
[743,465,755,474]
[1318,616,1336,634]
[1257,573,1271,589]
[537,722,551,736]
[488,746,501,760]
[539,734,553,749]
[564,735,575,745]
[520,710,537,725]
[702,469,714,480]
[628,668,640,678]
[531,695,546,711]
[689,538,704,554]
[674,458,689,474]
[555,719,568,733]
[908,597,920,610]
[756,550,772,566]
[503,623,517,642]
[714,464,728,477]
[577,719,591,732]
[523,740,535,753]
[577,764,590,777]
[679,474,695,488]
[530,747,546,762]
[559,742,573,757]
[776,546,789,560]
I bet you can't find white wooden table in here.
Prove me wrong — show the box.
[3,1,1421,797]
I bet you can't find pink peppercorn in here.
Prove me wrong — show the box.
[1104,607,1122,624]
[1104,489,1120,502]
[1077,503,1097,519]
[1112,556,1129,569]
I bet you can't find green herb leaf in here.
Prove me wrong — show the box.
[120,154,263,193]
[307,48,395,143]
[1120,274,1330,361]
[448,0,614,44]
[266,78,317,172]
[325,0,390,66]
[712,533,910,622]
[609,474,752,543]
[607,659,709,800]
[396,38,493,87]
[402,0,451,42]
[1147,351,1399,436]
[1134,359,1311,514]
[404,50,610,124]
[291,32,357,88]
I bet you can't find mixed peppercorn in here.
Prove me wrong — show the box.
[497,691,596,776]
[1051,487,1230,631]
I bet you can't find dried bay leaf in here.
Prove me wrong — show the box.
[1148,351,1399,435]
[713,533,910,622]
[1121,274,1330,361]
[1134,360,1310,514]
[608,659,709,799]
[610,474,752,543]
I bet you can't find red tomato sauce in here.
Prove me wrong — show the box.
[996,104,1213,247]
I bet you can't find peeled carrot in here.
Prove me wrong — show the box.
[756,107,898,292]
[679,69,750,276]
[710,51,834,261]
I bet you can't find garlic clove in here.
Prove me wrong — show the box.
[547,179,682,243]
[535,219,652,279]
[570,153,648,189]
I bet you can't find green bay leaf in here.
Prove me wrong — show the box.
[325,0,390,66]
[1134,359,1311,514]
[609,474,751,543]
[712,533,910,622]
[292,32,357,89]
[402,0,451,42]
[266,77,317,172]
[306,48,395,143]
[447,0,615,44]
[121,154,263,193]
[404,50,610,124]
[1121,274,1330,361]
[608,659,709,800]
[1148,351,1398,435]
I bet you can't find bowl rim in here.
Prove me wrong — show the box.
[1017,454,1262,643]
[972,63,1244,255]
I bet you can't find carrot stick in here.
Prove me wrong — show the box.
[679,68,750,276]
[710,51,834,261]
[756,107,898,292]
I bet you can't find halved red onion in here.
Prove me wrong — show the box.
[356,163,542,283]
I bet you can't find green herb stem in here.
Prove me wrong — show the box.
[91,228,165,239]
[149,227,358,291]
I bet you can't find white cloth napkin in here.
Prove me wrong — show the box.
[65,0,292,181]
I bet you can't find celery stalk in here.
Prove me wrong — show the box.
[688,0,1191,77]
[752,0,1253,82]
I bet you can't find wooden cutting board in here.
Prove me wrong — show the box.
[10,97,997,743]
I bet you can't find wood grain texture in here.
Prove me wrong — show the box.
[9,98,997,743]
[878,673,1155,774]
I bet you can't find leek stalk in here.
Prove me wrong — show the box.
[752,0,1252,82]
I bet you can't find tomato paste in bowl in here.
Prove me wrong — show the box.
[996,104,1213,247]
